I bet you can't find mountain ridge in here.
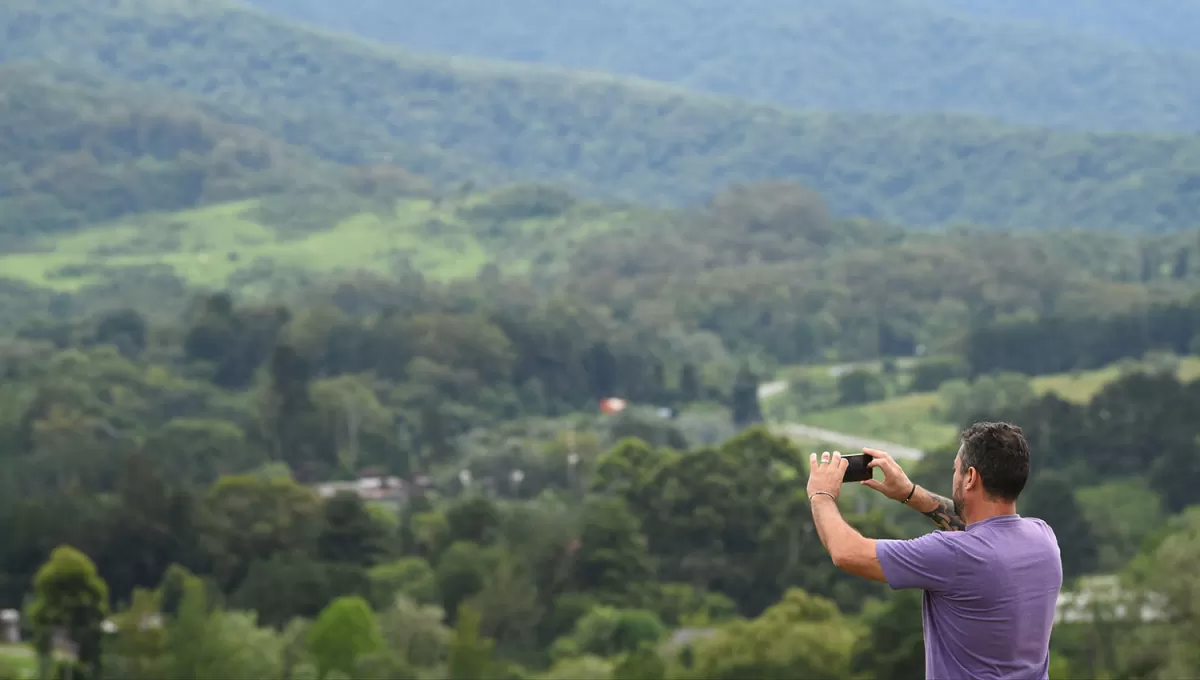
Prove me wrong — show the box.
[240,0,1200,132]
[3,0,1200,232]
[929,0,1200,50]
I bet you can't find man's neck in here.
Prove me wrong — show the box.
[964,501,1018,526]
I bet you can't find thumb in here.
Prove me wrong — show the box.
[860,479,884,491]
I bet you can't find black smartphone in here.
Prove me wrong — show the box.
[842,453,874,483]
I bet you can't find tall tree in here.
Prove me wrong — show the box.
[318,491,390,567]
[306,596,383,680]
[730,364,763,428]
[27,546,110,680]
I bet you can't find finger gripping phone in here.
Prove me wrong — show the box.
[842,454,874,483]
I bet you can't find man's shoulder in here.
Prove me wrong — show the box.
[878,528,961,551]
[966,516,1060,550]
[979,517,1064,574]
[1018,516,1059,540]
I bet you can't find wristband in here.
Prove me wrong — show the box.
[901,483,917,505]
[809,491,836,503]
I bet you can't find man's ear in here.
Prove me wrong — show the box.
[965,466,980,491]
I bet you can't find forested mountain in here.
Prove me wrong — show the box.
[932,0,1200,50]
[241,0,1200,132]
[0,62,357,247]
[3,0,1200,231]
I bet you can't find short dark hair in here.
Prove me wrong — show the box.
[958,421,1030,501]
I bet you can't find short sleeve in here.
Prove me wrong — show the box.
[875,532,959,592]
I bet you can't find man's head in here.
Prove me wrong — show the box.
[951,421,1030,520]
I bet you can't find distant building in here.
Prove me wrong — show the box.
[1055,575,1165,624]
[314,475,415,503]
[1,609,19,643]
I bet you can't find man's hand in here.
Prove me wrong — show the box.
[808,451,848,500]
[860,447,914,502]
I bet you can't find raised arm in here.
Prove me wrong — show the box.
[807,451,886,582]
[906,486,966,532]
[861,448,965,532]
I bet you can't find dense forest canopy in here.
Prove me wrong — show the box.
[241,0,1200,132]
[0,62,349,244]
[3,1,1200,230]
[3,264,1200,678]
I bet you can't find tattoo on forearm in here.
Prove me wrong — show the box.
[922,492,967,532]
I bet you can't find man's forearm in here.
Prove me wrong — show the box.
[908,486,966,531]
[810,494,861,557]
[809,495,885,581]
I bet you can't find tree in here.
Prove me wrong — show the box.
[683,589,855,680]
[445,495,502,546]
[164,568,286,680]
[377,595,452,669]
[608,412,688,451]
[447,605,497,680]
[678,363,701,403]
[590,427,857,616]
[100,453,200,606]
[550,606,666,660]
[633,582,737,628]
[27,546,110,680]
[418,404,453,465]
[836,368,886,405]
[938,373,1036,427]
[317,491,389,566]
[1076,480,1166,572]
[853,590,925,680]
[573,496,655,598]
[368,557,439,609]
[165,572,211,680]
[467,549,543,655]
[191,610,286,680]
[199,474,323,591]
[730,364,762,428]
[260,343,322,473]
[229,556,370,628]
[909,356,969,392]
[613,647,667,680]
[310,374,393,476]
[306,596,383,680]
[1022,472,1098,580]
[1124,508,1200,678]
[143,418,262,486]
[90,307,147,358]
[105,588,170,680]
[708,181,835,256]
[436,542,489,622]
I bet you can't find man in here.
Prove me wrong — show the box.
[806,421,1063,680]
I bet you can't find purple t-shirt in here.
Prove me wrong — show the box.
[876,515,1063,680]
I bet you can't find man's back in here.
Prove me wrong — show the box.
[877,515,1063,680]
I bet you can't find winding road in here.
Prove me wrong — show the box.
[771,422,926,460]
[757,376,927,461]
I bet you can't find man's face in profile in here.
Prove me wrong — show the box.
[952,450,966,519]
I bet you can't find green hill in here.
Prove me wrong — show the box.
[0,62,359,248]
[5,173,1198,369]
[3,0,1200,231]
[0,187,661,295]
[242,0,1200,132]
